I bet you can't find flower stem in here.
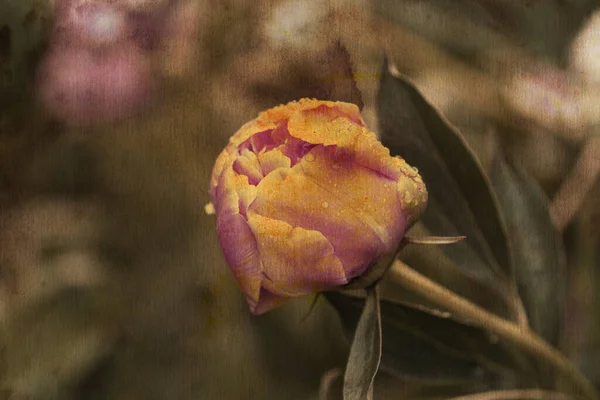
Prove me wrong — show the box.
[387,259,598,400]
[448,389,579,400]
[550,135,600,230]
[404,235,466,245]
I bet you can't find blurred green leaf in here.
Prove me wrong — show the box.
[326,291,540,388]
[491,156,566,347]
[341,287,382,400]
[371,0,588,63]
[377,60,521,321]
[0,289,118,400]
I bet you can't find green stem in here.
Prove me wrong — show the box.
[388,259,598,400]
[448,389,578,400]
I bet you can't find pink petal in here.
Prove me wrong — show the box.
[213,168,262,307]
[214,162,257,219]
[229,120,278,148]
[238,129,277,153]
[217,212,262,309]
[210,146,237,200]
[269,122,314,166]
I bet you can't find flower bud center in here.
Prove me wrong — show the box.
[233,122,320,185]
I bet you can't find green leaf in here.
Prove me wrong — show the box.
[377,59,520,322]
[342,287,382,400]
[327,291,540,387]
[491,156,566,347]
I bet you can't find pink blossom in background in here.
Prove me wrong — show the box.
[36,0,199,125]
[37,44,152,124]
[209,99,428,314]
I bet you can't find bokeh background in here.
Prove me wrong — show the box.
[0,0,599,398]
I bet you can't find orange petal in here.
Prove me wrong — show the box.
[250,146,406,278]
[251,288,289,315]
[257,148,291,176]
[257,99,362,127]
[246,212,347,296]
[287,111,363,146]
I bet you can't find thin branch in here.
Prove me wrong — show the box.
[404,235,466,245]
[550,135,600,230]
[387,259,598,400]
[448,389,579,400]
[369,285,382,400]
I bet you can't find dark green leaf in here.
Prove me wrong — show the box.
[327,291,539,387]
[342,287,382,400]
[377,60,520,321]
[491,156,566,347]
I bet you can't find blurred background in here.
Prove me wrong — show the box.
[0,0,599,398]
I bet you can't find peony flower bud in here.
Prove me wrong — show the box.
[209,99,427,314]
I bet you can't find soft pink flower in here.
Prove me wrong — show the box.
[36,45,152,125]
[36,0,199,125]
[209,99,427,314]
[52,0,130,47]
